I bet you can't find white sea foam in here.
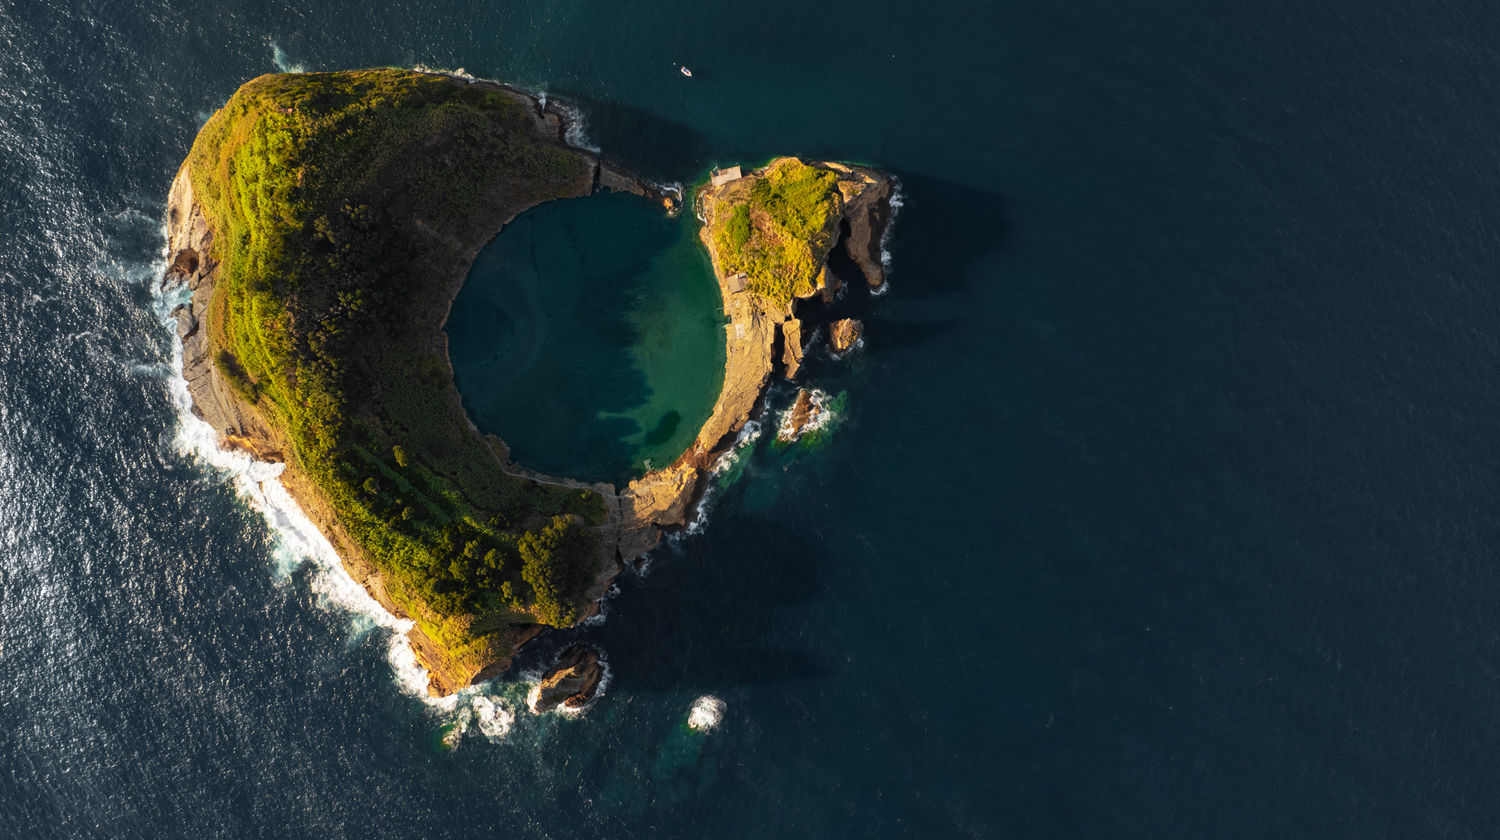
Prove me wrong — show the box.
[775,388,835,444]
[687,695,726,731]
[412,64,477,84]
[678,418,764,538]
[442,706,474,749]
[579,583,620,627]
[869,177,904,298]
[470,695,516,739]
[649,180,685,200]
[880,177,905,273]
[829,335,866,359]
[269,42,306,74]
[553,99,601,153]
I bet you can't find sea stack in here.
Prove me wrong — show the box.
[527,646,605,713]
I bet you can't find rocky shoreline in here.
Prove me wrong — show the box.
[162,78,892,697]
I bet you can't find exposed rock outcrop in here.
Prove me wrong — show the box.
[830,318,863,353]
[831,164,893,290]
[527,645,604,713]
[166,168,281,463]
[781,318,804,380]
[597,161,647,197]
[776,388,827,445]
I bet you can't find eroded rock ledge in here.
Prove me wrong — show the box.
[163,78,891,696]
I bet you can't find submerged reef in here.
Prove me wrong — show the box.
[162,68,893,696]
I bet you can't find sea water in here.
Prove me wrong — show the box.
[5,0,1500,837]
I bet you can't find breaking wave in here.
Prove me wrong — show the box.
[412,63,477,84]
[676,417,764,539]
[269,42,306,74]
[551,97,601,153]
[874,177,904,296]
[774,388,840,445]
[687,695,726,731]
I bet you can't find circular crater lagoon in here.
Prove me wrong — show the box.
[446,190,726,484]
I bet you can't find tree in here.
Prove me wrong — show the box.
[519,515,592,626]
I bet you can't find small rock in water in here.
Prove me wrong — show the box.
[527,645,605,713]
[776,388,826,444]
[687,695,726,731]
[442,706,475,749]
[829,317,864,353]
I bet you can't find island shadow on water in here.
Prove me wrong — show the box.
[548,90,715,183]
[551,172,1014,692]
[446,189,727,485]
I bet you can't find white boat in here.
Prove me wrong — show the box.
[680,66,693,77]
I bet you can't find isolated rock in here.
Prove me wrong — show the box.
[776,388,825,445]
[829,318,863,353]
[527,646,604,713]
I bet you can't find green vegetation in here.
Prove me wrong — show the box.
[187,69,608,665]
[705,158,843,304]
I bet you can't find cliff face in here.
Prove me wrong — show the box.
[166,171,279,462]
[165,74,891,697]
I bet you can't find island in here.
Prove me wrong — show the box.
[162,69,893,698]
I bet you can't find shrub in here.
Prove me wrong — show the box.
[704,158,842,305]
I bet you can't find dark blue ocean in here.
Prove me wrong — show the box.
[6,0,1500,836]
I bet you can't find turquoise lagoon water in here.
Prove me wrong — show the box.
[446,190,725,483]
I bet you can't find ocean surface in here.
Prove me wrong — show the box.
[5,0,1500,837]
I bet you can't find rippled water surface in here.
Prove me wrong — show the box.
[6,0,1500,837]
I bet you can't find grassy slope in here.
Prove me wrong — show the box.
[705,158,844,305]
[189,69,608,670]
